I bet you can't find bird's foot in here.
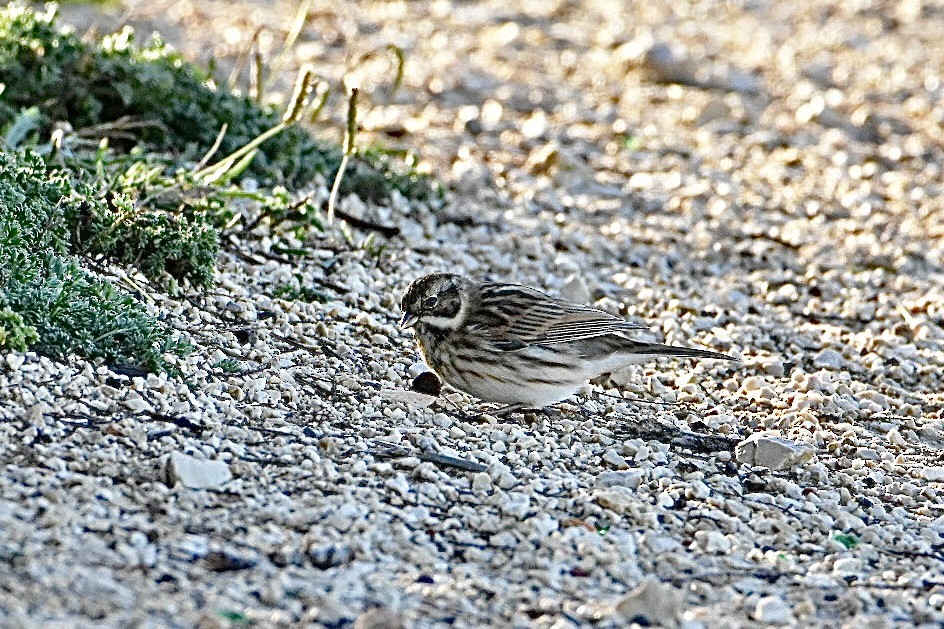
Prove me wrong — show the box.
[491,404,560,419]
[492,403,526,417]
[457,404,560,422]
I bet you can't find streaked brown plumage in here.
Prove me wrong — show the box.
[400,273,736,410]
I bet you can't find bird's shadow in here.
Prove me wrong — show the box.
[436,397,738,455]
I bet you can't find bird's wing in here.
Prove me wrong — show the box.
[472,283,648,351]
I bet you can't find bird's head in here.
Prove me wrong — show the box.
[400,273,467,331]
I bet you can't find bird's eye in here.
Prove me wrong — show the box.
[423,296,439,308]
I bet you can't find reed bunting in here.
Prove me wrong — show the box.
[400,273,737,412]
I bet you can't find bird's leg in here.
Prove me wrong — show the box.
[491,404,561,419]
[536,406,562,420]
[492,403,527,417]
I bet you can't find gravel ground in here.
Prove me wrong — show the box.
[3,0,944,626]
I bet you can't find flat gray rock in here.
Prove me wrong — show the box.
[164,452,232,490]
[615,578,685,628]
[735,433,815,471]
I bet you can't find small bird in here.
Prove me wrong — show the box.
[400,273,737,413]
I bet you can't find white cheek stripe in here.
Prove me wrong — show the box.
[420,297,468,331]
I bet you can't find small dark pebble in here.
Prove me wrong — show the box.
[204,550,257,572]
[309,543,354,569]
[464,119,484,135]
[743,473,769,493]
[412,371,442,397]
[269,546,305,568]
[106,364,149,378]
[233,328,255,345]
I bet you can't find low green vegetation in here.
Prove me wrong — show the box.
[0,3,432,197]
[0,151,189,371]
[65,152,221,287]
[0,2,431,373]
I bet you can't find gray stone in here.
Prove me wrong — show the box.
[595,470,644,489]
[754,595,795,625]
[164,452,232,490]
[736,434,815,471]
[354,608,405,629]
[813,348,844,370]
[615,578,684,627]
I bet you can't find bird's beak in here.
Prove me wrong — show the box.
[400,312,419,329]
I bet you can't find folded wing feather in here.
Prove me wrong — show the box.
[476,283,647,350]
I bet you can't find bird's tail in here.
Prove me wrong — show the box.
[623,342,738,362]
